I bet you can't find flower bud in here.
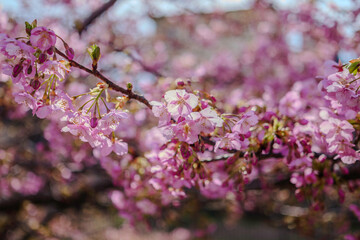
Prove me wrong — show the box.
[299,119,309,125]
[226,156,236,165]
[295,189,304,202]
[87,44,101,68]
[12,64,23,78]
[90,117,98,128]
[27,65,32,75]
[65,47,75,60]
[200,100,208,109]
[338,188,345,203]
[244,131,251,138]
[38,53,47,64]
[30,79,41,90]
[180,143,191,159]
[176,79,185,87]
[25,21,33,35]
[47,47,54,55]
[177,116,186,123]
[126,82,133,91]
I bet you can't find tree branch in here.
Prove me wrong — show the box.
[77,0,118,35]
[55,48,152,109]
[113,48,164,77]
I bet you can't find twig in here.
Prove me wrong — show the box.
[77,0,118,35]
[113,48,164,77]
[55,48,152,109]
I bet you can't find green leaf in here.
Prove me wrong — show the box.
[87,44,101,64]
[31,19,37,28]
[348,62,359,74]
[25,22,33,35]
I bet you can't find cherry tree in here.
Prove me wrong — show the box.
[1,0,360,239]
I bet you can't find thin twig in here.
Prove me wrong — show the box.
[113,48,164,77]
[55,48,152,109]
[77,0,118,35]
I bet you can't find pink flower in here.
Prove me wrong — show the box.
[319,118,354,144]
[1,38,35,60]
[99,109,128,134]
[30,27,56,52]
[191,107,223,134]
[290,173,304,188]
[214,133,248,152]
[39,60,66,79]
[164,89,198,118]
[14,92,37,111]
[279,91,304,117]
[96,138,128,157]
[172,119,201,144]
[110,190,126,210]
[349,204,360,222]
[304,168,317,184]
[136,199,157,215]
[233,111,258,134]
[150,101,171,126]
[61,112,92,142]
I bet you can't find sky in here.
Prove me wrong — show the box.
[0,0,357,61]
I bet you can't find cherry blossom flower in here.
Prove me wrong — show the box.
[279,91,304,117]
[191,107,223,134]
[98,109,128,134]
[214,132,249,152]
[95,137,128,157]
[150,101,171,126]
[30,26,56,52]
[164,89,198,118]
[233,111,258,134]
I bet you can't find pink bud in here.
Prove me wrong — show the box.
[226,156,236,165]
[177,116,186,123]
[38,53,47,64]
[12,64,23,78]
[238,107,247,113]
[318,154,326,163]
[90,117,98,128]
[299,119,309,125]
[176,79,185,87]
[47,47,54,55]
[66,47,75,60]
[210,96,216,103]
[30,79,41,90]
[340,166,349,175]
[244,131,251,138]
[312,201,322,211]
[200,100,208,109]
[180,144,191,159]
[27,65,32,75]
[338,188,345,203]
[199,170,206,179]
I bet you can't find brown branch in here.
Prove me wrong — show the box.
[77,0,118,35]
[55,48,152,109]
[113,48,164,77]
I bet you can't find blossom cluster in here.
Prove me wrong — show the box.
[0,25,128,157]
[1,12,360,237]
[151,89,223,144]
